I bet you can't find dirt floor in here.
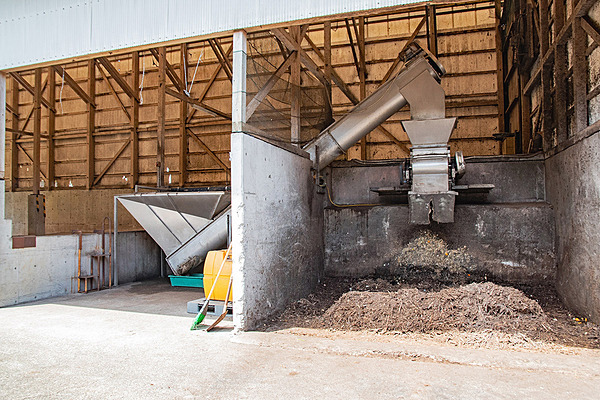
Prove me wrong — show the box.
[262,276,600,351]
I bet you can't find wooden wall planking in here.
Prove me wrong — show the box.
[6,1,501,194]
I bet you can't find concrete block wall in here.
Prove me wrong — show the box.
[545,130,600,322]
[231,133,324,330]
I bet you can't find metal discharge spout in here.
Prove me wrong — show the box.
[303,44,446,169]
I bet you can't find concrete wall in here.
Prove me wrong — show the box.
[325,204,555,284]
[545,130,600,322]
[0,216,161,307]
[231,133,324,330]
[325,156,555,284]
[328,155,547,205]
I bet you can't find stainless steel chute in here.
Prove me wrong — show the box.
[117,191,230,275]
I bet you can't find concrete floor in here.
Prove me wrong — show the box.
[1,280,599,399]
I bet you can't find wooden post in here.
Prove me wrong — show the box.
[131,51,139,188]
[554,43,568,143]
[427,5,438,56]
[358,16,367,160]
[33,68,42,195]
[539,0,552,150]
[494,0,506,153]
[572,18,589,133]
[179,44,188,186]
[324,21,332,110]
[11,77,19,191]
[48,67,56,188]
[290,26,301,146]
[519,70,531,153]
[157,47,167,188]
[87,61,96,189]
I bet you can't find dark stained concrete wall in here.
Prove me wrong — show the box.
[327,155,547,205]
[545,131,600,322]
[325,204,555,284]
[324,156,555,285]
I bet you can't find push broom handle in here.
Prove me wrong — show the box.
[199,243,232,314]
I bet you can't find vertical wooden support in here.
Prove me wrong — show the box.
[323,21,332,109]
[572,18,589,133]
[33,68,42,195]
[10,77,19,191]
[131,51,139,188]
[519,71,531,152]
[157,47,167,188]
[554,42,568,142]
[539,0,553,150]
[47,67,56,188]
[179,44,188,186]
[427,5,438,56]
[554,0,566,33]
[232,30,247,134]
[494,0,506,152]
[290,26,301,146]
[358,17,367,160]
[87,61,96,189]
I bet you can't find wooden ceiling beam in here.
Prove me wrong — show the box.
[166,88,231,120]
[272,27,329,87]
[53,66,96,107]
[150,48,184,93]
[209,39,233,81]
[10,72,56,112]
[186,43,233,124]
[97,57,140,102]
[93,139,131,186]
[187,128,230,173]
[581,15,600,46]
[246,51,296,120]
[96,60,131,121]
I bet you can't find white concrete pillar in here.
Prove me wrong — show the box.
[231,30,247,330]
[0,72,6,217]
[232,30,247,132]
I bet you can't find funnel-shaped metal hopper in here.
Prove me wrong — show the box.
[401,118,457,146]
[118,191,230,275]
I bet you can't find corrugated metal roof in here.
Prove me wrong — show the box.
[0,0,425,70]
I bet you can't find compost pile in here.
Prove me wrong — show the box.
[396,232,472,273]
[391,232,475,284]
[318,282,546,333]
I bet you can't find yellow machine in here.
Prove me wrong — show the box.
[203,249,233,301]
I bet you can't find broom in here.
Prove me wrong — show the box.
[190,243,232,330]
[206,274,233,332]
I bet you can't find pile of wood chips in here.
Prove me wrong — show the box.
[318,282,547,333]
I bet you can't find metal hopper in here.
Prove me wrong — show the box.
[117,191,230,275]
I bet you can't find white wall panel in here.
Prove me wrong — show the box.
[0,0,424,69]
